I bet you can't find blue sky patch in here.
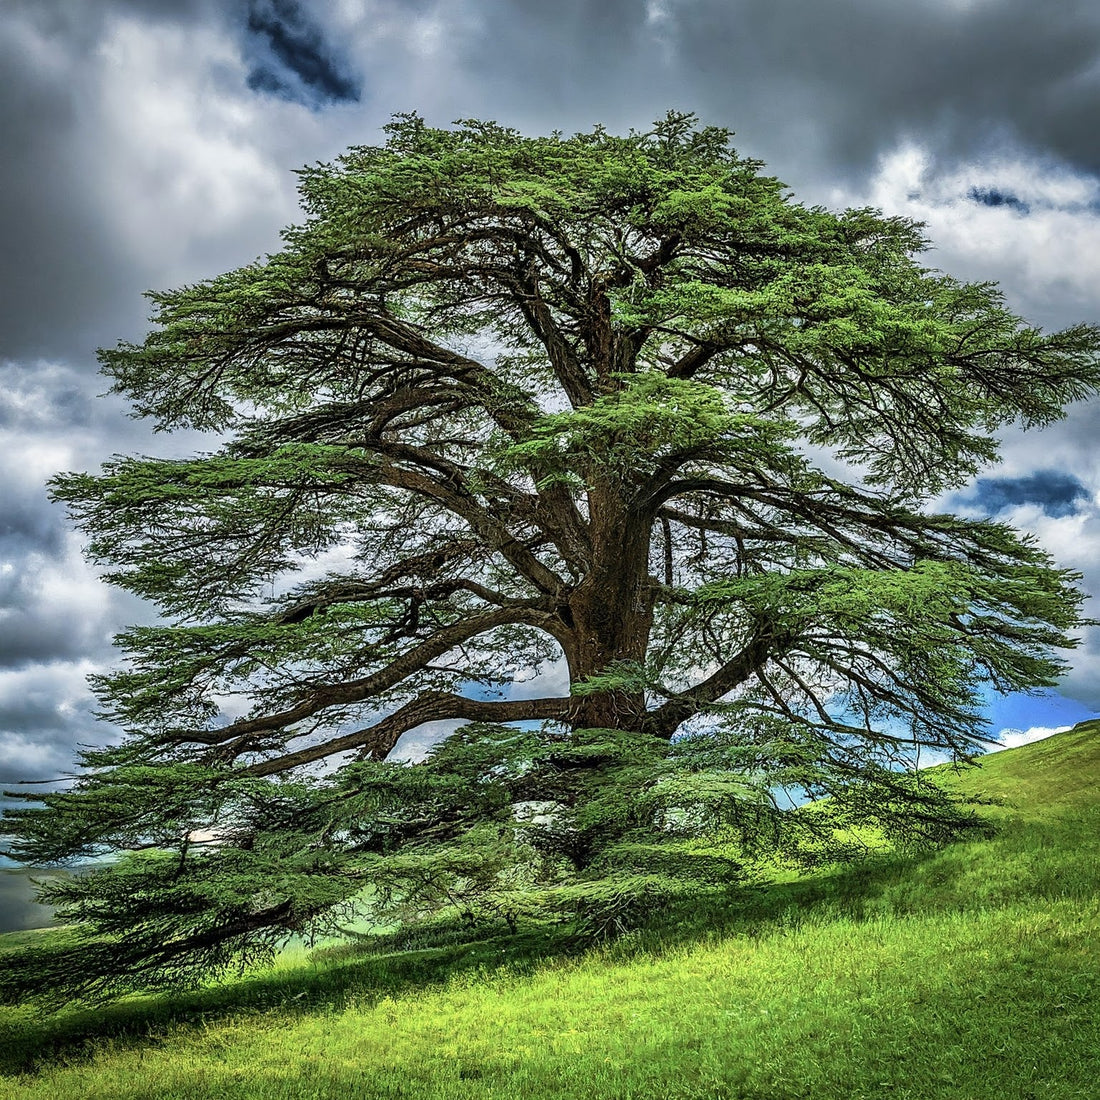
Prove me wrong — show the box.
[967,186,1030,214]
[958,469,1090,518]
[245,0,361,107]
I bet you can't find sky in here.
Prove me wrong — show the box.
[3,0,1100,808]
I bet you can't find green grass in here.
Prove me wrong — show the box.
[4,719,1100,1099]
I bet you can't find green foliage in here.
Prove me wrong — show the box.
[4,111,1099,1005]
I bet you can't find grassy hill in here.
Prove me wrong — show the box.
[3,720,1100,1099]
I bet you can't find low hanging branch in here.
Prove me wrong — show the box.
[3,111,1098,1004]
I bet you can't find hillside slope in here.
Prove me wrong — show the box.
[2,721,1099,1100]
[945,718,1100,810]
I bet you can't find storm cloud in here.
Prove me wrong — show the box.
[659,0,1100,185]
[1,0,1099,804]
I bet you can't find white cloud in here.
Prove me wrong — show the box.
[990,724,1071,751]
[388,719,466,763]
[0,659,116,784]
[952,499,1100,710]
[848,142,1100,330]
[89,14,297,283]
[506,659,570,702]
[842,145,1100,711]
[0,731,72,775]
[0,661,100,712]
[405,14,447,59]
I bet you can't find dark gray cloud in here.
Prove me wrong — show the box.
[0,562,116,669]
[0,691,98,780]
[0,361,147,569]
[661,0,1100,186]
[0,361,166,798]
[0,360,208,675]
[0,24,133,363]
[245,0,361,106]
[0,512,65,566]
[0,0,323,364]
[963,471,1091,518]
[0,869,62,932]
[455,0,676,125]
[335,0,1100,199]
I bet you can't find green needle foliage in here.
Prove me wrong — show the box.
[3,111,1098,1004]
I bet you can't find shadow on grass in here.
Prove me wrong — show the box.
[0,841,949,1079]
[14,797,1096,1083]
[8,730,1100,1081]
[0,924,564,1077]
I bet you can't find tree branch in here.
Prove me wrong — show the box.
[244,692,573,775]
[644,617,795,738]
[182,607,558,748]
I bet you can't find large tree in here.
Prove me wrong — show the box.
[3,112,1098,1002]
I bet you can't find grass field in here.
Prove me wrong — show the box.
[3,720,1099,1099]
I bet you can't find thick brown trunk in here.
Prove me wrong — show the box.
[564,480,654,731]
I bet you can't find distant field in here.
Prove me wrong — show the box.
[2,720,1099,1099]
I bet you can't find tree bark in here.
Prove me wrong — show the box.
[564,477,655,731]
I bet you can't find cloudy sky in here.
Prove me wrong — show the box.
[3,0,1100,804]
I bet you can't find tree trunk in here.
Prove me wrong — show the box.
[565,480,654,731]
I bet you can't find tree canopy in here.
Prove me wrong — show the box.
[3,111,1098,1003]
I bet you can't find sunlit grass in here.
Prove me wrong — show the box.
[3,720,1100,1098]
